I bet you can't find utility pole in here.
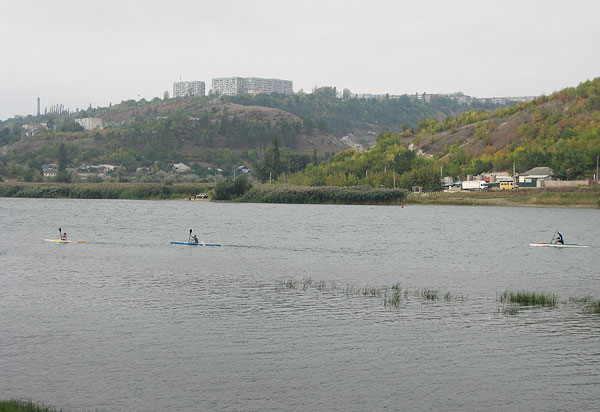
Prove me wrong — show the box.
[596,155,599,182]
[513,162,516,186]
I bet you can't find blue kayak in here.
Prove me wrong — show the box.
[170,241,221,247]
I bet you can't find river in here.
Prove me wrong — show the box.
[1,198,599,411]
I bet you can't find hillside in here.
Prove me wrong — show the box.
[280,78,600,190]
[411,78,600,179]
[224,87,504,147]
[0,89,510,180]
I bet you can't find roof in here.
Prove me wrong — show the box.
[520,167,553,176]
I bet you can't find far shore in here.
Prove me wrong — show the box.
[0,181,598,208]
[407,185,600,208]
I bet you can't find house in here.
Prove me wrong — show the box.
[518,167,553,184]
[75,118,103,130]
[236,165,251,174]
[22,123,48,137]
[42,164,58,177]
[173,163,191,173]
[79,164,118,174]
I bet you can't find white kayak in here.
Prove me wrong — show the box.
[44,239,88,244]
[529,242,590,248]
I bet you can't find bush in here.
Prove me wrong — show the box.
[240,184,406,204]
[213,175,252,200]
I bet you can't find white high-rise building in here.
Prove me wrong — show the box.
[212,77,293,96]
[211,77,247,96]
[173,81,206,98]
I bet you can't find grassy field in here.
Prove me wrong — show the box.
[407,185,600,208]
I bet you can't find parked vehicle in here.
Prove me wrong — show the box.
[461,180,488,191]
[499,181,516,190]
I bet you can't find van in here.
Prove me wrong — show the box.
[499,181,515,190]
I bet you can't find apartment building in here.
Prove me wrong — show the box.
[212,77,247,96]
[173,81,206,98]
[212,77,293,96]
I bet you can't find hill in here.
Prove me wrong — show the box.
[280,78,600,190]
[411,77,600,179]
[0,89,509,181]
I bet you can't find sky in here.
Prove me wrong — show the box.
[1,0,599,120]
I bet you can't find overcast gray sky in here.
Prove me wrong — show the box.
[1,0,599,120]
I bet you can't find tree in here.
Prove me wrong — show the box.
[56,143,71,183]
[255,136,282,182]
[213,175,252,200]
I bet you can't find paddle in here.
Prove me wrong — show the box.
[59,227,63,241]
[551,230,557,244]
[189,228,193,243]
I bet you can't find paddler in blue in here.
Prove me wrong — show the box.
[188,229,199,244]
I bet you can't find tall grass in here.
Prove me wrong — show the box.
[0,182,211,200]
[499,290,558,307]
[240,184,406,205]
[0,400,64,412]
[278,278,461,308]
[585,300,600,314]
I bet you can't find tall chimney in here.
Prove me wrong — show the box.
[37,97,40,116]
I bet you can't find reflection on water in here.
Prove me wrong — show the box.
[1,198,599,411]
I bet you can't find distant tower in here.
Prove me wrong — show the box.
[37,97,40,116]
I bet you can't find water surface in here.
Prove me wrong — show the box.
[1,198,599,411]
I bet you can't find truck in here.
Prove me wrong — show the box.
[461,180,488,191]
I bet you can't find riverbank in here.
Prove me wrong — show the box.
[1,182,598,207]
[0,182,212,200]
[407,185,600,208]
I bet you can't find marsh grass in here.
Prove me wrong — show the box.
[0,182,211,200]
[584,300,600,314]
[240,184,407,205]
[502,305,520,315]
[278,277,463,309]
[279,278,298,289]
[568,296,595,303]
[0,400,64,412]
[420,289,439,300]
[499,290,558,307]
[383,283,404,307]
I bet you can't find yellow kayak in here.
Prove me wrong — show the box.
[44,239,88,244]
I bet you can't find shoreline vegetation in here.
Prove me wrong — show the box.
[0,181,598,207]
[239,184,407,205]
[0,182,213,200]
[0,400,64,412]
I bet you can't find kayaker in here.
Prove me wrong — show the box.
[555,232,564,245]
[193,235,199,244]
[61,232,68,241]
